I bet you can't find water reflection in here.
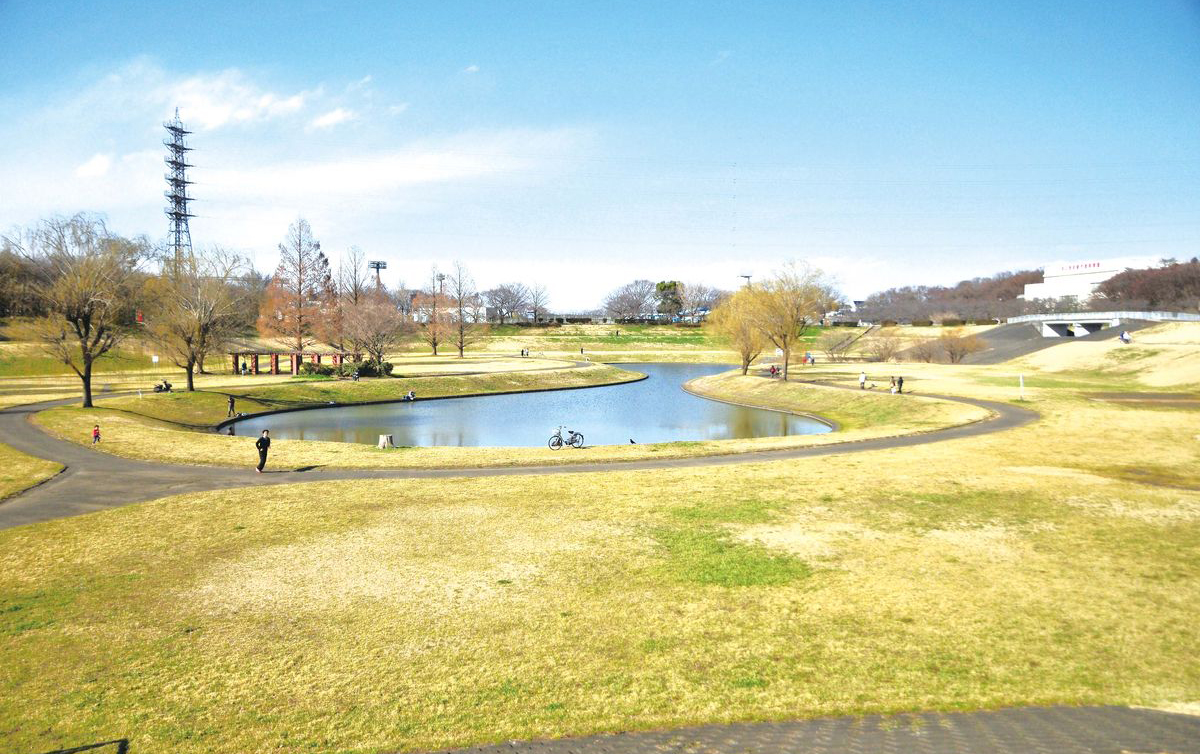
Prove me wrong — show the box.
[231,363,830,447]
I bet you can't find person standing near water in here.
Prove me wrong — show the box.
[255,430,271,473]
[227,394,236,417]
[897,376,904,394]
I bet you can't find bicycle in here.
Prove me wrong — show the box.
[548,426,584,450]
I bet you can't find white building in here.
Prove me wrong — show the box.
[1022,257,1156,301]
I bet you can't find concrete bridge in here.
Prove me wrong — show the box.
[1006,310,1200,338]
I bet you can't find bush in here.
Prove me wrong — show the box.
[881,320,898,327]
[910,320,933,327]
[939,318,965,327]
[300,362,335,376]
[339,360,392,377]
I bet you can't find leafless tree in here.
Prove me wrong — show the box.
[8,214,147,407]
[338,246,369,306]
[603,279,657,319]
[485,283,530,323]
[145,247,249,391]
[448,261,486,357]
[344,289,406,365]
[909,338,940,363]
[939,328,987,363]
[865,334,901,363]
[528,283,550,323]
[679,282,725,321]
[816,329,852,362]
[417,267,451,355]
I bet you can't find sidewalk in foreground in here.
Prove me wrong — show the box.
[424,706,1200,754]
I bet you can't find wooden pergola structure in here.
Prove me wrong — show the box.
[230,351,362,376]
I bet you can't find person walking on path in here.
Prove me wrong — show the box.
[91,424,101,444]
[859,371,867,389]
[897,376,904,394]
[227,394,236,417]
[255,430,271,473]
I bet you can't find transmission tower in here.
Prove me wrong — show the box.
[163,108,194,266]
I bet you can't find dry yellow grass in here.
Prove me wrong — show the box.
[2,369,1197,753]
[0,442,61,500]
[1011,322,1200,387]
[30,370,989,470]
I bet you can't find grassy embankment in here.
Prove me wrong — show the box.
[30,364,990,469]
[0,443,61,501]
[1,350,1198,754]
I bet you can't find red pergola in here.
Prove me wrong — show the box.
[230,351,362,375]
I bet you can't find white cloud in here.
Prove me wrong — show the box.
[75,153,112,178]
[164,69,312,130]
[711,50,732,66]
[388,103,410,115]
[309,107,356,130]
[463,64,480,74]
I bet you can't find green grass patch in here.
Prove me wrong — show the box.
[652,527,811,587]
[668,497,784,524]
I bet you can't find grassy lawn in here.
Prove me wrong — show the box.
[0,443,61,501]
[1,369,1197,753]
[29,367,990,470]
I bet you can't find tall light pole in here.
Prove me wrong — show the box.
[739,274,752,287]
[368,260,387,290]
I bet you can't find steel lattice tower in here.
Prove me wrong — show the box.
[163,108,194,265]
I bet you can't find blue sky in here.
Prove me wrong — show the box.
[2,1,1198,307]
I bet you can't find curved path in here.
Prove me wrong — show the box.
[0,389,1036,530]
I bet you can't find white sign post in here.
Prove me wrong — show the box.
[1019,374,1025,401]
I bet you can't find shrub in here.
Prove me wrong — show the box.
[300,362,335,376]
[939,318,965,327]
[910,320,933,327]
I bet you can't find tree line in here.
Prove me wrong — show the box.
[0,214,550,406]
[856,260,1200,323]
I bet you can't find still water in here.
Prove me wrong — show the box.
[231,363,831,447]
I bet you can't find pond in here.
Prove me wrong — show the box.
[230,363,832,447]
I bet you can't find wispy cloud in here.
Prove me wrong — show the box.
[463,64,480,74]
[168,70,311,130]
[710,50,732,66]
[310,107,356,129]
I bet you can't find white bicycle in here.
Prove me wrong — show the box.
[548,426,584,450]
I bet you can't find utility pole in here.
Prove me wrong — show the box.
[164,108,194,268]
[739,274,752,287]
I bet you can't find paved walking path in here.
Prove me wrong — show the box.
[0,389,1036,530]
[421,705,1200,754]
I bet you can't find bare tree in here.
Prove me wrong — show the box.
[145,247,248,391]
[679,282,724,322]
[344,289,406,365]
[865,334,901,363]
[528,283,550,323]
[338,246,369,306]
[746,263,840,380]
[417,267,450,355]
[603,279,657,319]
[8,214,146,407]
[816,329,852,362]
[909,338,940,363]
[257,218,334,352]
[448,261,486,357]
[939,328,987,364]
[485,283,530,323]
[708,287,765,374]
